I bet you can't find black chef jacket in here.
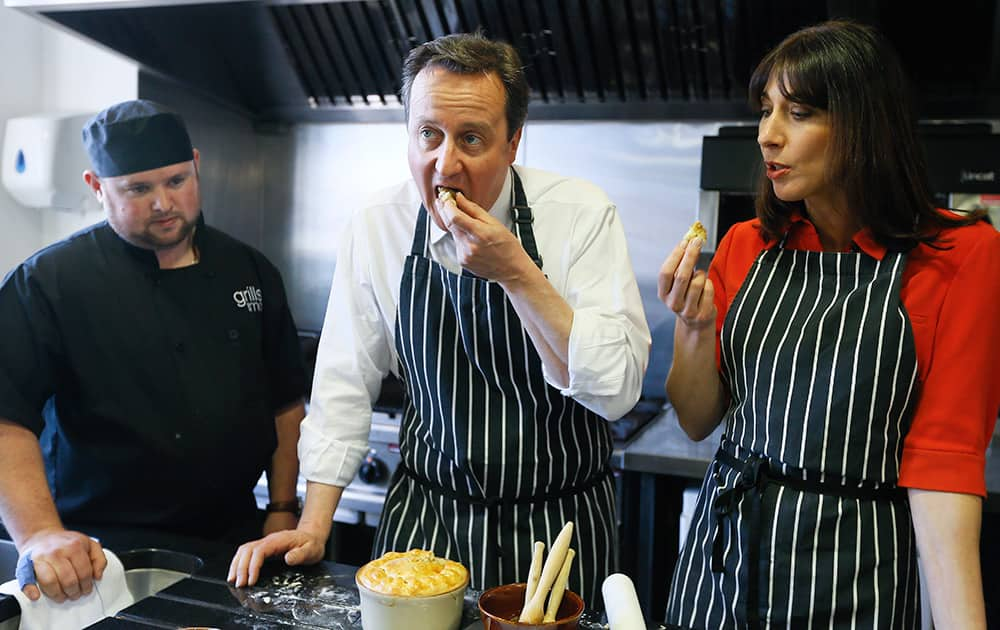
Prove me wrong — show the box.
[0,214,306,540]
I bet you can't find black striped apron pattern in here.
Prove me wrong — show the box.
[374,168,617,604]
[665,242,920,629]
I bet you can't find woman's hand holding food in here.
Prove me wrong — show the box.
[658,221,716,331]
[661,222,727,440]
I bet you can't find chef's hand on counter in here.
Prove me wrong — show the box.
[228,481,341,588]
[0,420,107,602]
[227,529,326,588]
[18,528,106,602]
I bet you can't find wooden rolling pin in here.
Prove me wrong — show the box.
[542,548,575,622]
[524,541,545,603]
[518,521,574,624]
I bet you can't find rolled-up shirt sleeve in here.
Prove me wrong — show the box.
[554,203,651,421]
[298,217,396,488]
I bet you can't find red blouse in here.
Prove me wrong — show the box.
[708,212,1000,496]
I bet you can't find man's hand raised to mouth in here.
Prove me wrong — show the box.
[437,191,535,284]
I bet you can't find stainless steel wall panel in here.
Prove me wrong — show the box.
[270,119,722,334]
[520,121,721,331]
[265,123,412,332]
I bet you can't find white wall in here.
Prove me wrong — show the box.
[0,6,45,276]
[0,6,137,276]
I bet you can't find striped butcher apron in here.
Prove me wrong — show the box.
[373,168,617,604]
[665,239,921,629]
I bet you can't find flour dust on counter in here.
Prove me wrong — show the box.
[232,570,362,628]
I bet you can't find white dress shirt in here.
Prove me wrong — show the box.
[299,165,651,487]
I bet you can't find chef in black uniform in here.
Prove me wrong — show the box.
[0,100,307,602]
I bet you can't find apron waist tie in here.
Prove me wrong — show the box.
[397,462,611,584]
[710,441,905,629]
[397,461,612,508]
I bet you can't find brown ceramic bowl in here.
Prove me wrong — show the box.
[478,583,584,630]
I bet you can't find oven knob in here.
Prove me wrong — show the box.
[359,450,386,484]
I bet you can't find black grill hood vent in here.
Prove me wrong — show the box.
[22,0,1000,123]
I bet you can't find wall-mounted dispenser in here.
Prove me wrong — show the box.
[1,113,96,211]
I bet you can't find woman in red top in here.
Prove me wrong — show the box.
[659,20,1000,629]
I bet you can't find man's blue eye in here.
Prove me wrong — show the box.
[464,135,481,145]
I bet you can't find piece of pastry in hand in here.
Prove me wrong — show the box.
[436,186,457,205]
[684,220,707,242]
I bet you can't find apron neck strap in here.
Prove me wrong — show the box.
[411,205,431,257]
[509,167,543,269]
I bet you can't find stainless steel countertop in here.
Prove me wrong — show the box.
[612,405,720,480]
[612,405,1000,497]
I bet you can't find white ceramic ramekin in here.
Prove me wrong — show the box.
[356,575,468,630]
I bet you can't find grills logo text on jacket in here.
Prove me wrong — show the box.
[233,285,263,312]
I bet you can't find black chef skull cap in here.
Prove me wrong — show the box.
[82,99,194,177]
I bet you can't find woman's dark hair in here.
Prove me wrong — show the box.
[748,20,983,250]
[401,32,528,141]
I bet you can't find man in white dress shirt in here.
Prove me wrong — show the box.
[228,32,650,603]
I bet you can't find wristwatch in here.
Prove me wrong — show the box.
[265,498,302,516]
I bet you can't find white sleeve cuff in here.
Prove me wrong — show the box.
[541,309,646,421]
[565,309,629,394]
[298,417,371,487]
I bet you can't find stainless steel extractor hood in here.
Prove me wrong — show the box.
[10,0,1000,123]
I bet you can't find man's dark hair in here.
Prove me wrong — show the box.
[401,32,528,140]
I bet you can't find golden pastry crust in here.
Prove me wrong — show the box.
[356,549,468,597]
[437,186,457,204]
[684,220,707,242]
